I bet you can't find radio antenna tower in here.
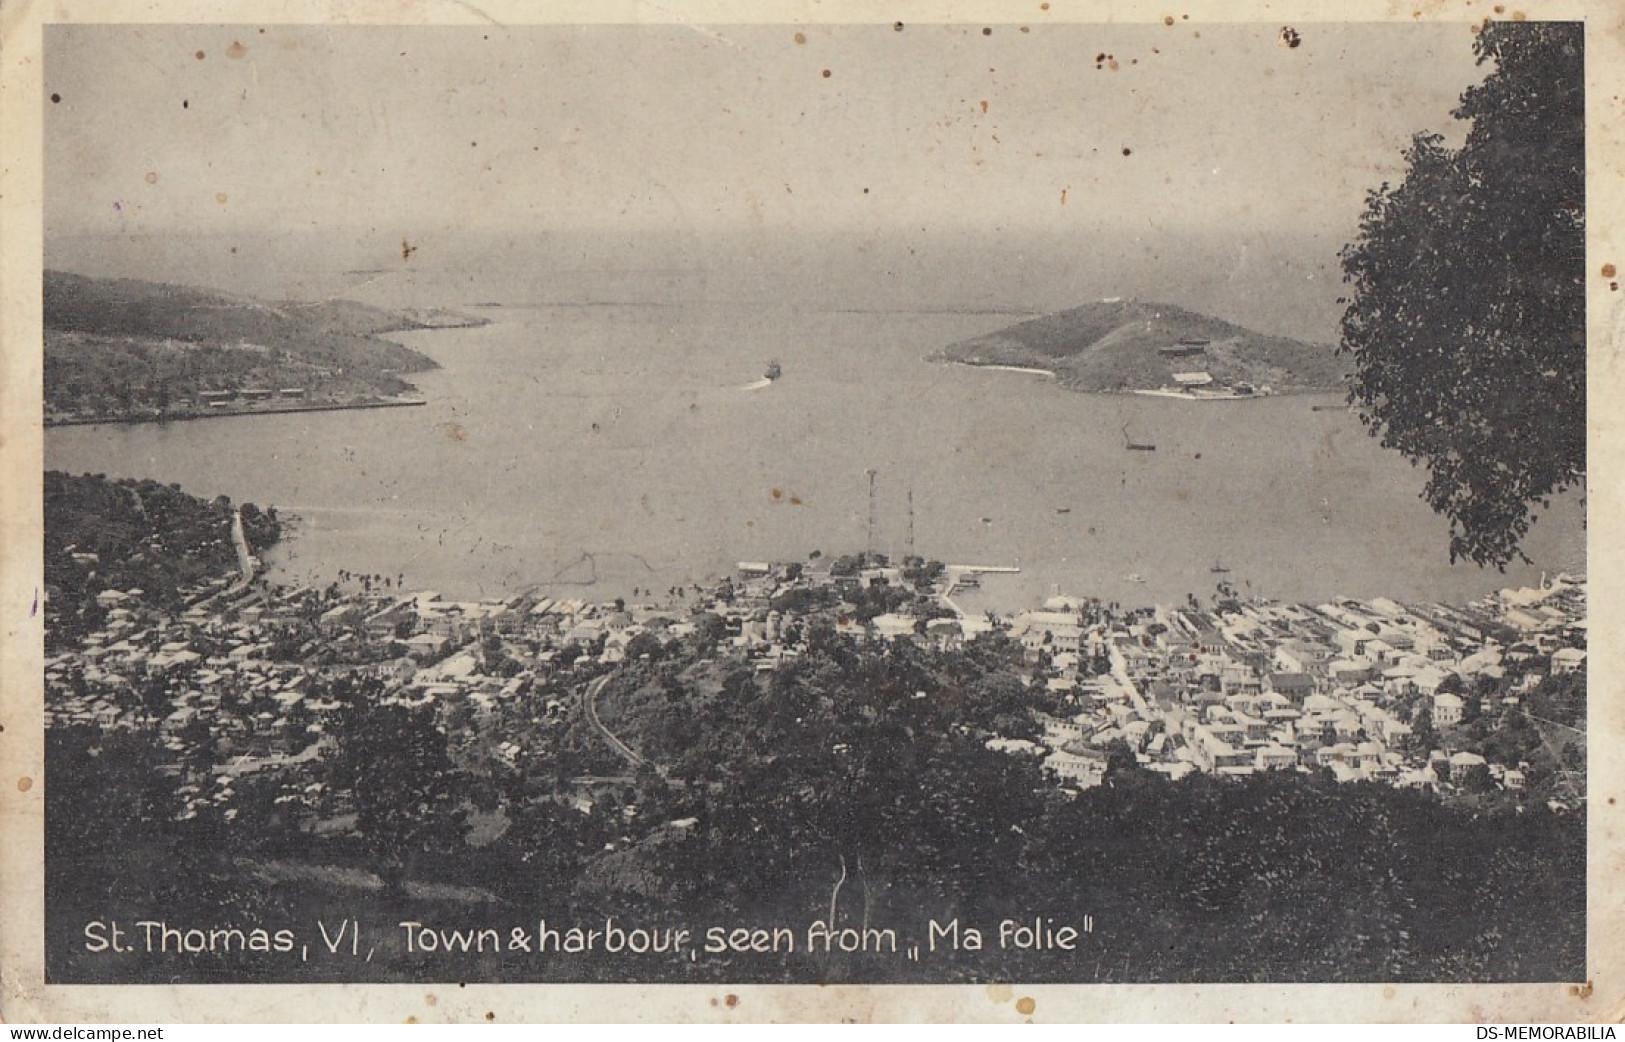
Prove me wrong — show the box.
[865,469,878,559]
[907,487,915,557]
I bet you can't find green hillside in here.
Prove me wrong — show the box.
[43,270,463,424]
[934,299,1348,395]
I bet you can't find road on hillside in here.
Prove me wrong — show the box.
[581,673,648,769]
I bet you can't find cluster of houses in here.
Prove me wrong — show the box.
[45,543,1587,830]
[1004,575,1585,803]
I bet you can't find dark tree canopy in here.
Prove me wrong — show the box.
[1338,21,1584,568]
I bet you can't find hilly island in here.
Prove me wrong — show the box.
[932,299,1348,397]
[43,270,483,426]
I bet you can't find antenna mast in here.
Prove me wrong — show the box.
[866,469,878,559]
[907,487,915,557]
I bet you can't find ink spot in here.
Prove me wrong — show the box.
[822,69,832,78]
[484,1012,495,1022]
[1601,263,1616,278]
[1121,147,1132,156]
[983,27,993,35]
[182,99,189,109]
[724,994,739,1008]
[770,488,783,500]
[1279,26,1302,48]
[51,93,61,103]
[1015,997,1036,1016]
[1164,15,1175,24]
[226,40,247,59]
[195,50,206,60]
[17,777,32,793]
[402,239,418,261]
[794,31,806,44]
[894,21,905,31]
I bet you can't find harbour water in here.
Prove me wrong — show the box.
[45,299,1584,610]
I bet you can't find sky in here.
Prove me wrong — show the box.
[44,21,1492,338]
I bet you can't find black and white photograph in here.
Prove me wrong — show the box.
[2,0,1617,1022]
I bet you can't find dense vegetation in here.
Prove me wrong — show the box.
[43,470,281,650]
[1338,22,1584,568]
[43,270,449,422]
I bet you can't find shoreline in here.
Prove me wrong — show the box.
[1130,388,1267,401]
[939,358,1342,397]
[946,359,1057,378]
[44,397,428,429]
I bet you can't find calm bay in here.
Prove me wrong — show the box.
[44,301,1584,610]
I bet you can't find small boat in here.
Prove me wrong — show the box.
[1124,573,1146,584]
[764,359,783,381]
[1210,560,1231,574]
[1056,507,1072,515]
[1122,421,1156,452]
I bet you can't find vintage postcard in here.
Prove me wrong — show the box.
[1,0,1621,1024]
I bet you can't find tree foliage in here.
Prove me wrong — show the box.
[1338,21,1584,568]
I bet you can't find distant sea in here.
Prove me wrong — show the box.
[45,291,1585,611]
